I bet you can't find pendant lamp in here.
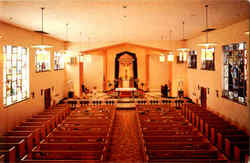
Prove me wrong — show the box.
[197,5,216,47]
[32,7,53,49]
[177,21,190,62]
[168,30,174,62]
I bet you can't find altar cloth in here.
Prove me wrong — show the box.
[115,88,137,91]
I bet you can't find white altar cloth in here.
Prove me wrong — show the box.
[115,88,137,91]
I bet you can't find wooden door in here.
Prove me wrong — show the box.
[44,88,51,109]
[200,87,207,108]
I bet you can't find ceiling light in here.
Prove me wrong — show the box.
[32,7,53,49]
[167,30,174,62]
[177,21,190,62]
[61,24,74,57]
[197,5,216,48]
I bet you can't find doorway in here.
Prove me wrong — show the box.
[200,87,207,108]
[44,88,51,109]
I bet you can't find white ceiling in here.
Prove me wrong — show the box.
[0,0,249,43]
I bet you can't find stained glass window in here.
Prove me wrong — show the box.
[35,49,50,72]
[3,45,29,106]
[201,48,215,70]
[222,42,247,105]
[54,52,64,70]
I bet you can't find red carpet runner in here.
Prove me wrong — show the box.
[108,110,143,162]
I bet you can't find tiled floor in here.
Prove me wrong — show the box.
[108,110,143,163]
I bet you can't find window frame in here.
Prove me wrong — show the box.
[187,50,197,69]
[35,49,51,72]
[201,48,215,71]
[54,51,64,71]
[3,45,30,107]
[222,42,247,105]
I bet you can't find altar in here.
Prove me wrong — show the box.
[115,88,137,98]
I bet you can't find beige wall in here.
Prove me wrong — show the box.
[149,54,170,91]
[186,19,249,131]
[83,55,104,91]
[0,22,65,133]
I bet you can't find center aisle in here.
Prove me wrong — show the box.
[108,110,143,162]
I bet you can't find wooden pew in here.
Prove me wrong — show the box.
[30,147,104,161]
[143,135,206,142]
[217,134,249,152]
[63,120,110,125]
[199,119,226,134]
[197,115,225,133]
[24,118,52,134]
[32,115,58,128]
[56,126,109,133]
[20,105,114,162]
[138,105,228,163]
[143,129,199,136]
[224,137,249,159]
[204,122,233,140]
[0,146,16,163]
[18,122,46,139]
[142,125,193,131]
[39,141,106,151]
[147,158,228,163]
[233,144,249,163]
[51,131,109,137]
[0,137,26,159]
[140,121,190,127]
[45,135,108,143]
[21,154,101,163]
[0,135,33,154]
[13,126,41,145]
[146,141,211,150]
[0,154,5,163]
[147,149,219,159]
[36,112,62,125]
[192,111,216,128]
[209,125,237,144]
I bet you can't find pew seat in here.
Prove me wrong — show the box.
[21,154,102,163]
[148,149,218,159]
[31,150,104,160]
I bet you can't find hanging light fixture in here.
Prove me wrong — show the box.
[32,7,53,49]
[79,33,92,63]
[197,5,216,48]
[168,30,174,62]
[79,32,85,63]
[177,21,189,62]
[62,23,73,63]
